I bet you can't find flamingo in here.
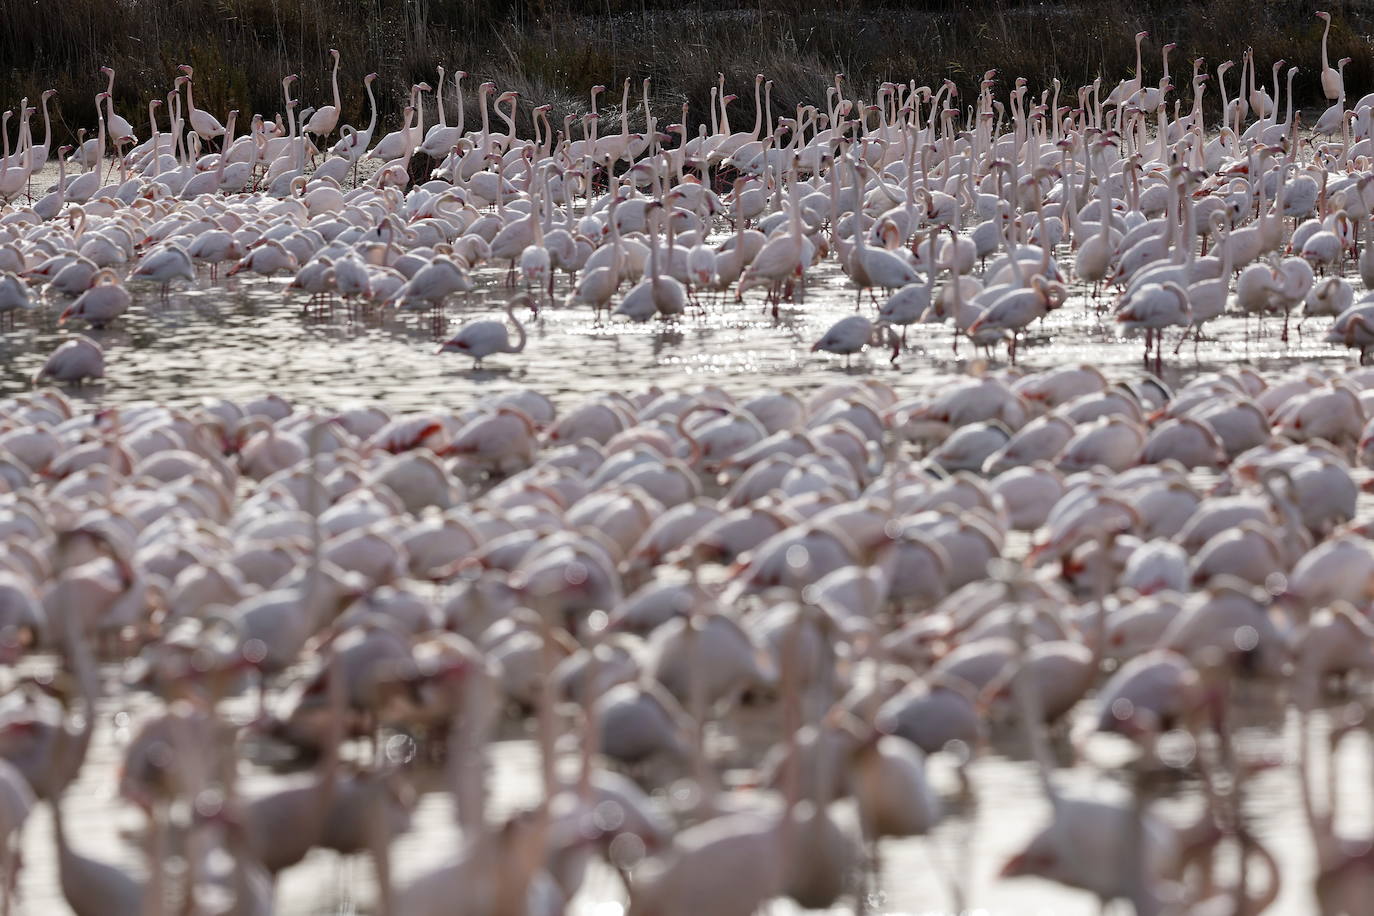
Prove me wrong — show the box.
[1116,281,1191,370]
[98,67,137,143]
[59,269,130,327]
[178,66,226,142]
[1317,11,1343,101]
[0,273,36,327]
[131,244,196,297]
[303,49,343,141]
[967,275,1066,363]
[437,294,532,368]
[811,315,897,368]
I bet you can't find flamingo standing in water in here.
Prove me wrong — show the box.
[811,315,899,368]
[1115,281,1191,371]
[33,336,105,385]
[438,293,532,368]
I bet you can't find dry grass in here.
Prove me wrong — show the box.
[3,1,1373,148]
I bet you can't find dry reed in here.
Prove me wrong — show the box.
[2,1,1370,148]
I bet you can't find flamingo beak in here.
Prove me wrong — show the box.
[1000,851,1031,877]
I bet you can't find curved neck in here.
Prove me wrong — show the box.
[505,303,527,352]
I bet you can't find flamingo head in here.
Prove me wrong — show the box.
[365,72,378,83]
[178,64,193,76]
[330,48,340,59]
[1317,10,1331,20]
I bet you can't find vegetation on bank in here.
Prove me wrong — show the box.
[3,0,1372,148]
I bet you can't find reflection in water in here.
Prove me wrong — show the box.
[12,657,1364,916]
[0,255,1353,416]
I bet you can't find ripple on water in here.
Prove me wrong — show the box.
[1,253,1356,414]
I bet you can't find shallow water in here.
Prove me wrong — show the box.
[12,661,1371,916]
[3,213,1371,914]
[0,247,1353,415]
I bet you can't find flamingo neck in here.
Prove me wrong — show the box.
[506,304,527,353]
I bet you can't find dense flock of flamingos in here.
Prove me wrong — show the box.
[8,9,1374,916]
